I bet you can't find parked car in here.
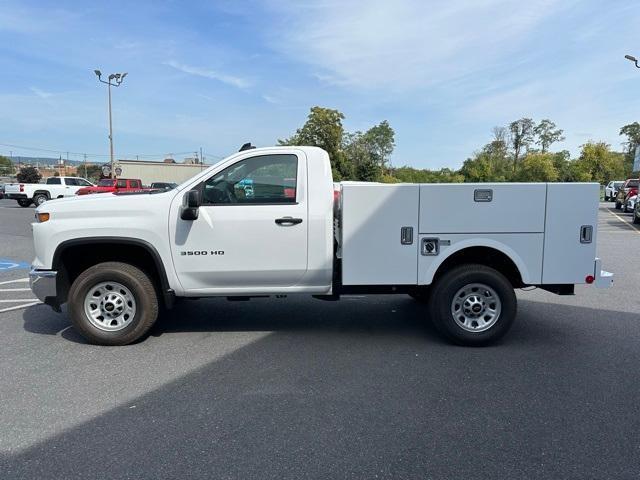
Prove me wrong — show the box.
[0,183,4,200]
[29,146,612,347]
[76,178,145,196]
[4,176,94,207]
[605,181,624,201]
[634,196,640,224]
[615,179,639,210]
[150,182,178,191]
[624,194,637,213]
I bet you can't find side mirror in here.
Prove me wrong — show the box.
[180,189,200,221]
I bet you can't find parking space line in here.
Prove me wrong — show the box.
[0,301,41,313]
[607,209,640,235]
[0,299,39,303]
[0,278,29,285]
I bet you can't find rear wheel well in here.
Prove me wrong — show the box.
[433,247,524,288]
[33,190,50,199]
[53,240,172,307]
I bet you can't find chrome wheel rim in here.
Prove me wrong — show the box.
[451,283,501,332]
[36,196,46,205]
[84,281,136,332]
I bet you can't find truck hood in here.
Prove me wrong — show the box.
[36,189,177,218]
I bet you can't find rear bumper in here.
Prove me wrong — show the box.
[29,268,57,302]
[594,258,613,289]
[6,193,27,200]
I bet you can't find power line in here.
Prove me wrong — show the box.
[0,141,211,160]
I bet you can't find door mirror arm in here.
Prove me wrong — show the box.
[180,189,200,221]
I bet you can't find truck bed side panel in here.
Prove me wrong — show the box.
[418,184,546,234]
[341,184,419,285]
[542,183,599,284]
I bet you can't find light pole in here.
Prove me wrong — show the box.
[624,54,640,69]
[94,69,127,178]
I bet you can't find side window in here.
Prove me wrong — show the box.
[130,180,141,189]
[116,180,127,188]
[65,178,78,186]
[46,177,61,185]
[77,179,92,186]
[201,154,298,205]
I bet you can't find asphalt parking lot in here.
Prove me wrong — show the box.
[0,198,638,479]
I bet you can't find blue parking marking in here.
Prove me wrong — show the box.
[0,258,31,271]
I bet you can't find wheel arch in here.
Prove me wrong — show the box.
[33,190,51,199]
[52,237,174,308]
[424,242,531,288]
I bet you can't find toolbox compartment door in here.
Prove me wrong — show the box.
[341,183,419,285]
[542,183,599,284]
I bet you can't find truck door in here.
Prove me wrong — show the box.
[170,151,308,292]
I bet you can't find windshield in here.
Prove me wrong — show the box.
[627,180,639,188]
[97,179,114,187]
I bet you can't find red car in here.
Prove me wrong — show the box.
[76,178,145,196]
[615,178,639,211]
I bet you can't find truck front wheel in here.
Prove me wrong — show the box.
[428,264,516,346]
[68,262,159,346]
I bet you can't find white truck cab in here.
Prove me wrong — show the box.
[29,146,613,346]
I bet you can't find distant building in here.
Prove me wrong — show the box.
[116,159,209,185]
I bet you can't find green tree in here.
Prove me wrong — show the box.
[16,166,42,183]
[84,164,107,182]
[362,120,395,171]
[515,152,559,182]
[0,155,12,176]
[509,118,535,171]
[279,106,353,180]
[343,132,382,182]
[573,141,625,184]
[534,119,565,153]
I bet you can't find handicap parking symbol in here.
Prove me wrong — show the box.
[0,258,31,271]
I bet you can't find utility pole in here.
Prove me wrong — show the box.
[200,147,204,164]
[94,69,128,178]
[83,154,87,178]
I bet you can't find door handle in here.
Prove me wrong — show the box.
[275,217,303,226]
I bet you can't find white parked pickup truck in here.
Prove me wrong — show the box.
[29,146,613,346]
[5,176,94,207]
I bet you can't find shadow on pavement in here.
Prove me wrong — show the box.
[11,298,640,479]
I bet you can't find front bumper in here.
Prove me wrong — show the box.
[29,268,57,302]
[594,258,613,289]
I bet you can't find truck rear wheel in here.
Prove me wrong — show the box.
[428,264,516,346]
[17,199,32,207]
[68,261,159,346]
[33,193,48,206]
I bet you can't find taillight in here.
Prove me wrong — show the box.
[19,184,24,192]
[585,275,595,284]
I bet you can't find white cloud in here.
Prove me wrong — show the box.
[163,60,251,89]
[264,0,571,90]
[29,87,53,99]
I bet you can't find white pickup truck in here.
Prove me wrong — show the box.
[29,146,613,346]
[5,176,94,207]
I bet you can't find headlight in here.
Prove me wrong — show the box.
[36,212,50,223]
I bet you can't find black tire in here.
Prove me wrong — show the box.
[33,193,48,206]
[634,210,640,225]
[408,287,430,303]
[428,264,517,347]
[615,201,621,210]
[68,261,159,346]
[604,195,609,202]
[17,198,32,207]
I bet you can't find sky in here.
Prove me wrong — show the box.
[0,0,639,169]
